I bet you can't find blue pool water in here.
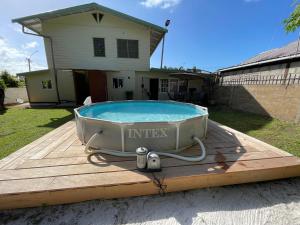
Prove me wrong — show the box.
[78,101,207,123]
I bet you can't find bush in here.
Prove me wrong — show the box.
[1,71,20,88]
[0,79,6,90]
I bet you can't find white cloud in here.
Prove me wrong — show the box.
[140,0,181,9]
[22,41,38,49]
[0,38,46,74]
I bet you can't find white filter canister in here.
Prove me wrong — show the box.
[136,147,148,169]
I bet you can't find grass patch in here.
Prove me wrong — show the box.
[209,107,300,157]
[0,107,73,159]
[0,106,299,160]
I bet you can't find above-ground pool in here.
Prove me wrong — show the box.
[75,101,208,154]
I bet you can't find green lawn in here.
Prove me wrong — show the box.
[0,106,299,160]
[209,107,300,157]
[0,107,73,159]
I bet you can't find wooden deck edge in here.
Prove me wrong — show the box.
[1,158,300,210]
[0,121,75,169]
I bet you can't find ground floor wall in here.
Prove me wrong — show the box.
[24,69,204,104]
[25,70,76,103]
[135,71,204,100]
[215,85,300,123]
[25,70,58,102]
[106,71,136,100]
[57,70,76,102]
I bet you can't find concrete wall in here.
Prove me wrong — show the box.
[216,85,300,123]
[219,59,300,123]
[4,88,28,105]
[42,11,150,71]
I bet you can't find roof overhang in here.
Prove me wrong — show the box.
[12,3,167,55]
[169,72,215,80]
[17,69,50,76]
[219,53,300,74]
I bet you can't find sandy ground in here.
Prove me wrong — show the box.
[1,177,300,225]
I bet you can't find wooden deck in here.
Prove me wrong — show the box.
[0,120,300,210]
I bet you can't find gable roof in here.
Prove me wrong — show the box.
[219,40,300,72]
[12,2,167,55]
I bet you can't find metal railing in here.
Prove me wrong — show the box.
[219,73,300,86]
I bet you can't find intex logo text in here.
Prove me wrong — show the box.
[128,128,168,139]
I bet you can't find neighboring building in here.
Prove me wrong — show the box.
[216,40,300,123]
[13,3,211,104]
[219,40,300,80]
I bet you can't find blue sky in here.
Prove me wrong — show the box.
[0,0,298,74]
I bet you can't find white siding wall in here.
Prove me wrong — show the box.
[57,70,76,102]
[26,70,58,102]
[135,71,170,100]
[135,71,204,100]
[42,11,150,71]
[106,70,136,100]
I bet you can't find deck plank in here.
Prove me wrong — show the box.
[0,151,282,181]
[0,121,75,169]
[0,120,299,210]
[0,156,299,209]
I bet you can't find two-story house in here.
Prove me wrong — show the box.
[14,3,209,104]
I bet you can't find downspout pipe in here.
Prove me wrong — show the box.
[22,25,61,104]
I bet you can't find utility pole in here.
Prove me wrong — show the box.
[160,19,170,69]
[26,50,38,72]
[26,58,31,72]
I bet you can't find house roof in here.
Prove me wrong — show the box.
[150,67,216,79]
[12,2,167,55]
[219,40,300,73]
[17,69,49,76]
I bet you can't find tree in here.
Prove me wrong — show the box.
[0,79,6,90]
[0,71,19,87]
[284,2,300,32]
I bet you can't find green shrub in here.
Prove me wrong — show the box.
[0,79,6,90]
[1,71,19,88]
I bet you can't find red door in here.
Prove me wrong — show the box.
[88,70,107,102]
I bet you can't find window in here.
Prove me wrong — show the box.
[113,78,124,89]
[93,38,105,57]
[117,39,139,58]
[42,80,52,89]
[178,80,188,92]
[160,79,168,93]
[169,79,178,93]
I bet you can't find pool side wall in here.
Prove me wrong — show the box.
[74,101,208,152]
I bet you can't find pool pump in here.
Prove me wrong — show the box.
[136,147,161,172]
